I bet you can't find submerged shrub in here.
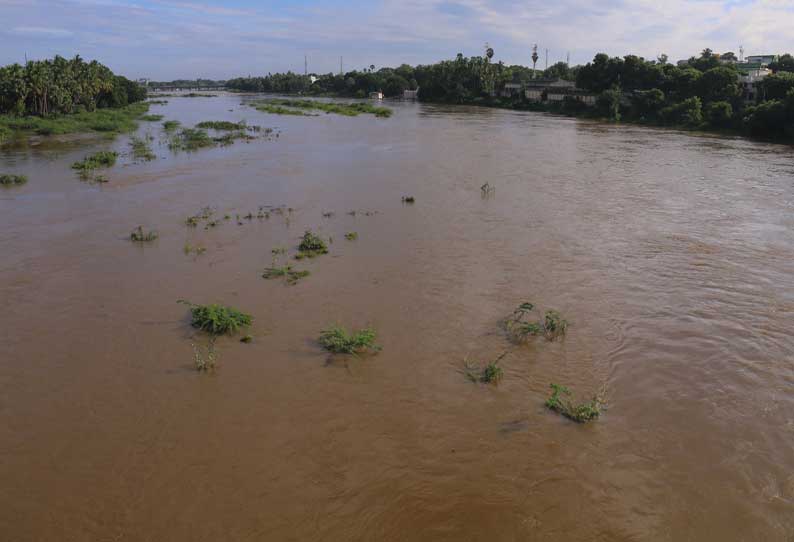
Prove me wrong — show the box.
[129,226,158,242]
[168,128,215,151]
[318,325,380,355]
[344,232,358,241]
[179,300,252,336]
[196,120,247,130]
[192,338,217,371]
[296,230,329,258]
[503,302,568,342]
[71,150,118,171]
[262,265,310,285]
[130,136,156,161]
[545,383,602,423]
[0,174,27,186]
[464,352,507,384]
[162,120,181,131]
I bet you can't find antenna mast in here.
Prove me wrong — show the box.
[531,44,539,77]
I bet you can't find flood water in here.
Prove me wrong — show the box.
[1,94,793,541]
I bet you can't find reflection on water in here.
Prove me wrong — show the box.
[1,94,793,541]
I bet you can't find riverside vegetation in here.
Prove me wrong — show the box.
[1,55,147,143]
[227,49,794,141]
[250,98,392,118]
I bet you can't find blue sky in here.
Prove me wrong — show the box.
[1,0,792,79]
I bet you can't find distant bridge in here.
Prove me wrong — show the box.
[147,86,226,92]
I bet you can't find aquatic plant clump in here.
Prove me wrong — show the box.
[464,352,506,384]
[318,326,380,355]
[129,226,158,242]
[168,128,215,151]
[130,136,156,161]
[545,384,602,423]
[141,114,164,121]
[344,232,358,241]
[162,120,181,131]
[192,338,217,371]
[503,302,568,342]
[196,120,247,131]
[0,102,150,139]
[251,99,392,118]
[296,230,329,259]
[0,174,27,186]
[262,265,310,285]
[179,300,252,336]
[71,151,118,172]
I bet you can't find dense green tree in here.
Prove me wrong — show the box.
[705,101,733,127]
[0,55,145,117]
[759,72,794,100]
[698,66,740,104]
[660,97,703,126]
[597,86,622,121]
[631,88,665,119]
[543,62,574,81]
[768,54,794,73]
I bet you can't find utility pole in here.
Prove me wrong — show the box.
[545,49,549,70]
[566,51,570,65]
[304,55,308,76]
[340,56,343,76]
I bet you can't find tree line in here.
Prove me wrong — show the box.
[227,49,794,140]
[573,50,794,139]
[0,55,146,117]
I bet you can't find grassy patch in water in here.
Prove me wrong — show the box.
[163,120,181,131]
[252,99,392,118]
[0,102,150,139]
[141,114,164,121]
[0,174,27,186]
[130,136,156,161]
[196,120,247,130]
[503,302,568,342]
[545,384,602,423]
[191,337,217,371]
[71,151,118,172]
[179,300,252,336]
[296,230,329,259]
[264,247,310,284]
[129,226,158,242]
[318,325,380,355]
[252,103,315,116]
[262,265,310,285]
[183,242,206,256]
[463,352,506,384]
[168,128,215,151]
[344,232,358,241]
[214,131,253,146]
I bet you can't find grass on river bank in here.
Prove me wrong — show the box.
[0,102,150,143]
[251,98,392,118]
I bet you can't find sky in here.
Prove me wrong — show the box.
[1,0,793,80]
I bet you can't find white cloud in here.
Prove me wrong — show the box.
[10,26,74,37]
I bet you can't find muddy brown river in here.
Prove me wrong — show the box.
[1,94,793,541]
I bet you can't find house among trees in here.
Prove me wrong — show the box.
[522,78,595,105]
